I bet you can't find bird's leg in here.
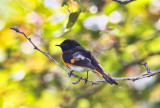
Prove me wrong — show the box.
[68,70,74,77]
[84,71,89,84]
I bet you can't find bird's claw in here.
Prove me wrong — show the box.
[84,78,88,84]
[68,70,74,77]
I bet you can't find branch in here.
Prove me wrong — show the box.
[10,26,160,85]
[141,62,150,73]
[113,0,135,4]
[116,52,160,76]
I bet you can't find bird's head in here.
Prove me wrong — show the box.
[56,39,81,51]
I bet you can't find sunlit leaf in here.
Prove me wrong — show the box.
[0,97,3,108]
[66,11,81,29]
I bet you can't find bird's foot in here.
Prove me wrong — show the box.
[84,78,88,84]
[68,70,74,77]
[72,76,81,84]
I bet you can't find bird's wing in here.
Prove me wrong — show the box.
[70,46,105,76]
[70,52,95,70]
[88,51,103,69]
[86,51,104,74]
[72,52,104,76]
[71,47,118,85]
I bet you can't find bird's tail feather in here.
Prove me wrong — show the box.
[102,73,118,85]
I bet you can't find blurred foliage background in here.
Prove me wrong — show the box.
[0,0,160,108]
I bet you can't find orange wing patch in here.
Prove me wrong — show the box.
[70,58,80,63]
[70,59,75,63]
[94,69,103,76]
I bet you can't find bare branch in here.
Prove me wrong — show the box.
[113,0,135,4]
[141,62,150,73]
[10,26,69,73]
[10,26,160,85]
[93,69,160,83]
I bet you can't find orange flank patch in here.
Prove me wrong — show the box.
[61,55,72,66]
[94,69,103,76]
[63,62,72,67]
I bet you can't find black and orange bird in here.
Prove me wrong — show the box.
[56,39,118,85]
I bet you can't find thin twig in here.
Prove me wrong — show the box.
[10,26,160,85]
[10,26,69,73]
[116,52,160,76]
[141,62,150,73]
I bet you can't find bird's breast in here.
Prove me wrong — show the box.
[68,65,89,72]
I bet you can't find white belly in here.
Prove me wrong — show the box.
[68,65,89,72]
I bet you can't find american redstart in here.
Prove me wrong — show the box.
[56,39,118,85]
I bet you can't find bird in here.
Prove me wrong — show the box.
[56,39,118,85]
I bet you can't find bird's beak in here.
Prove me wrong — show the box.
[55,44,60,46]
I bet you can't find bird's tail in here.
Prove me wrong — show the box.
[102,73,118,85]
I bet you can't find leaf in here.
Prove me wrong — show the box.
[62,0,68,6]
[0,97,3,108]
[113,0,136,4]
[66,11,81,29]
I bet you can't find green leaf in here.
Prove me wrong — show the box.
[62,0,68,6]
[0,97,3,108]
[66,11,81,29]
